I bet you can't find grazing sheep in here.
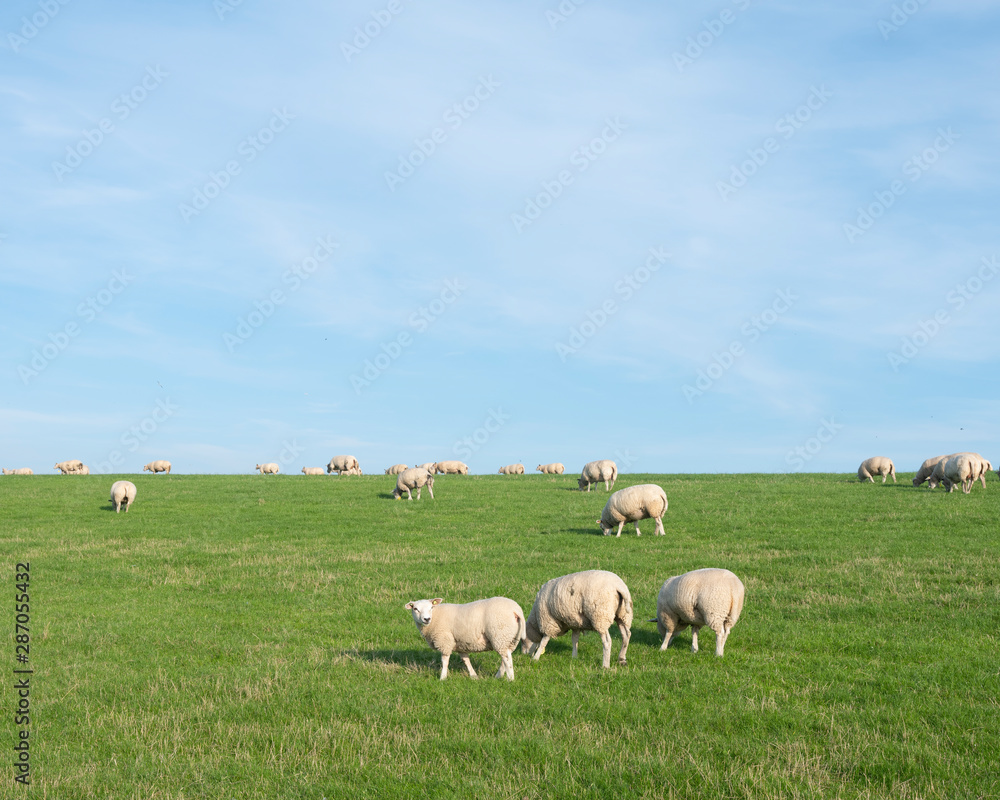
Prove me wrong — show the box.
[931,454,977,494]
[578,459,618,492]
[536,463,565,475]
[142,460,171,474]
[385,464,408,475]
[434,460,469,475]
[913,455,950,487]
[109,480,137,513]
[857,456,896,484]
[598,484,668,537]
[327,455,360,474]
[342,466,363,476]
[255,463,280,474]
[416,462,437,473]
[2,468,33,475]
[301,467,325,475]
[393,467,434,500]
[498,464,525,475]
[522,570,633,668]
[656,568,745,657]
[71,465,90,475]
[404,596,526,681]
[54,460,83,474]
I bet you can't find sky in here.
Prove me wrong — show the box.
[2,0,999,476]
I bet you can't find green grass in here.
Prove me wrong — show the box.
[2,472,999,799]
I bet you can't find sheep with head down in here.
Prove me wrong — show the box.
[109,480,137,513]
[656,568,745,657]
[598,484,668,537]
[256,463,279,474]
[327,455,360,474]
[578,459,617,492]
[857,457,895,484]
[54,460,83,474]
[301,467,325,475]
[498,464,524,475]
[385,464,408,475]
[434,460,469,475]
[143,460,171,474]
[536,463,564,475]
[393,467,434,500]
[929,454,977,494]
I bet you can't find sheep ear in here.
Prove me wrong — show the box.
[404,602,415,610]
[431,598,443,605]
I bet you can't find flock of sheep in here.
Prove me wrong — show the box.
[859,452,994,494]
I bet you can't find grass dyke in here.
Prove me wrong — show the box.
[2,472,998,799]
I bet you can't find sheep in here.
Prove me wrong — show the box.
[913,455,950,487]
[109,480,137,513]
[342,466,363,476]
[142,460,171,474]
[71,465,90,475]
[498,464,525,475]
[54,460,83,474]
[393,467,434,500]
[522,570,633,668]
[930,454,977,494]
[255,463,280,474]
[416,462,437,473]
[404,596,526,680]
[385,464,408,475]
[578,459,618,492]
[597,484,668,537]
[536,463,565,475]
[327,455,360,475]
[2,468,33,475]
[656,568,745,657]
[434,460,469,475]
[857,456,896,484]
[301,467,325,475]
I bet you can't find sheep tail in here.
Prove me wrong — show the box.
[617,590,632,624]
[515,609,526,644]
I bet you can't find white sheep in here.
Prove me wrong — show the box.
[522,570,633,668]
[656,568,745,657]
[385,464,408,475]
[416,462,437,473]
[434,460,469,475]
[327,455,360,474]
[404,596,526,680]
[2,468,33,475]
[54,460,83,474]
[255,463,280,474]
[536,463,565,475]
[71,465,90,475]
[498,464,525,475]
[598,484,668,537]
[109,480,137,513]
[857,456,896,484]
[301,467,325,475]
[930,454,977,494]
[578,459,617,492]
[393,467,434,500]
[913,455,950,487]
[342,466,363,476]
[143,460,171,474]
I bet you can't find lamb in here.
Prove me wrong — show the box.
[385,464,408,475]
[536,463,565,475]
[327,455,360,474]
[913,455,950,487]
[930,454,977,494]
[393,467,434,500]
[404,596,526,681]
[109,480,137,513]
[342,466,363,476]
[578,459,618,492]
[857,456,896,484]
[54,460,83,474]
[522,570,633,668]
[301,467,325,475]
[2,468,33,475]
[434,460,469,475]
[656,568,745,657]
[142,460,171,474]
[598,484,668,537]
[255,463,280,474]
[498,464,525,475]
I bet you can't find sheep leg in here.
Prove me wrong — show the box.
[415,487,421,500]
[599,630,613,668]
[654,516,665,536]
[616,621,630,664]
[531,635,550,660]
[616,520,625,538]
[571,630,580,658]
[406,487,413,500]
[495,651,514,681]
[715,625,728,657]
[660,617,681,650]
[634,521,641,536]
[691,626,701,654]
[439,653,451,680]
[458,654,477,679]
[426,483,434,499]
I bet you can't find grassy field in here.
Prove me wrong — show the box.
[2,471,999,799]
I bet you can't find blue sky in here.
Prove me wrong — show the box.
[2,0,998,475]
